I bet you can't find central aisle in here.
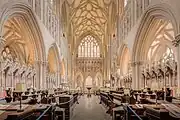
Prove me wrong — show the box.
[72,95,111,120]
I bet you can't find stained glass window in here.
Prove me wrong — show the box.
[78,35,100,58]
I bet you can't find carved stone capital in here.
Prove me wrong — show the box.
[172,34,180,47]
[35,60,48,66]
[131,61,143,67]
[41,61,48,66]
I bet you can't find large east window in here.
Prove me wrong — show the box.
[78,35,100,58]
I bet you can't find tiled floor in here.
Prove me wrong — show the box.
[72,95,111,120]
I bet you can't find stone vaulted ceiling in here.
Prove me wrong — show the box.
[62,0,117,47]
[70,0,108,37]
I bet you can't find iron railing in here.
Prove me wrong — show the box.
[124,105,142,120]
[99,92,142,120]
[36,94,79,120]
[36,105,52,120]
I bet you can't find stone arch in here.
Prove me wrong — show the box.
[0,2,46,89]
[132,3,178,63]
[132,3,178,89]
[85,76,93,88]
[118,44,131,75]
[0,2,46,61]
[47,43,61,73]
[47,43,61,89]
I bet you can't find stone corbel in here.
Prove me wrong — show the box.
[172,34,180,47]
[35,60,47,68]
[40,61,48,66]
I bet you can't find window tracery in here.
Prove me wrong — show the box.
[50,0,54,5]
[162,47,174,63]
[124,0,128,7]
[78,35,100,58]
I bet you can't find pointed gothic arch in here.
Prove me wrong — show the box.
[48,46,59,73]
[85,76,93,88]
[0,2,46,61]
[118,44,131,75]
[133,3,178,63]
[132,3,178,89]
[0,2,46,89]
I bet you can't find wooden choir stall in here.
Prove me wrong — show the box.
[0,86,79,120]
[99,86,180,120]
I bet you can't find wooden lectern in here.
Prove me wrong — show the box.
[15,83,26,112]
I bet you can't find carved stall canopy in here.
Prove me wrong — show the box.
[141,60,177,88]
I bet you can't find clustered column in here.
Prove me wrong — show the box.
[131,61,143,89]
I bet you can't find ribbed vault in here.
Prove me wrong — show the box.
[2,16,35,65]
[62,0,117,50]
[70,0,108,38]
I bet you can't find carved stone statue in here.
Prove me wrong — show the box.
[2,50,7,61]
